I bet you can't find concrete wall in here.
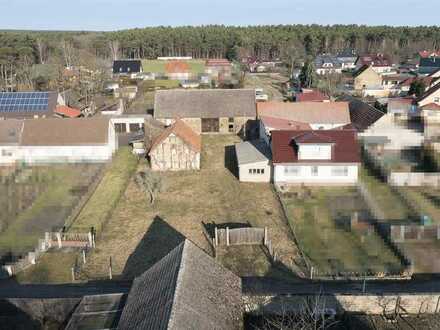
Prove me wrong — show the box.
[244,293,440,315]
[150,133,200,171]
[274,164,359,185]
[238,160,272,182]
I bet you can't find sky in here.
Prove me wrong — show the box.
[0,0,439,31]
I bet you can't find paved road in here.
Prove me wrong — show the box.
[242,276,440,296]
[0,280,132,298]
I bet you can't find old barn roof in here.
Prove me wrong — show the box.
[117,239,242,330]
[154,89,256,119]
[149,119,201,153]
[20,118,110,146]
[271,129,360,164]
[257,101,350,125]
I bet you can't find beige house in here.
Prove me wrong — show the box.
[235,139,271,182]
[149,119,201,171]
[417,84,440,124]
[154,89,256,136]
[353,65,382,91]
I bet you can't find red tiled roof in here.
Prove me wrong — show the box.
[260,116,312,131]
[149,119,201,153]
[420,103,440,111]
[55,105,81,118]
[206,59,231,67]
[296,90,329,102]
[293,131,335,144]
[357,54,392,67]
[419,50,440,58]
[271,129,360,164]
[165,61,189,74]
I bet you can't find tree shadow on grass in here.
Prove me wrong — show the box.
[121,216,185,280]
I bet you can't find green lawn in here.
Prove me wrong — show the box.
[15,251,78,284]
[360,167,412,221]
[0,166,99,256]
[141,59,205,74]
[69,148,138,234]
[281,187,404,275]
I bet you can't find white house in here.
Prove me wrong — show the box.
[235,139,271,182]
[0,118,117,165]
[257,101,351,144]
[271,130,360,186]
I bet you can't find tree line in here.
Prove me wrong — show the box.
[2,25,440,89]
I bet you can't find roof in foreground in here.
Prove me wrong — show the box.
[271,129,360,164]
[154,89,256,119]
[117,239,242,330]
[257,101,350,125]
[235,139,271,165]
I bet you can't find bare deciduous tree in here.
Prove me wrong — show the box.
[134,170,164,204]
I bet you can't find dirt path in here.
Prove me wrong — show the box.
[244,73,288,101]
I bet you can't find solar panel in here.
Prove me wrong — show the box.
[0,92,50,113]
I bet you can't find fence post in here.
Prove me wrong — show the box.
[226,227,230,246]
[88,232,93,248]
[214,227,218,246]
[437,225,440,240]
[45,232,51,249]
[71,267,75,282]
[82,249,86,264]
[264,227,268,245]
[56,232,62,249]
[109,256,113,280]
[310,266,314,280]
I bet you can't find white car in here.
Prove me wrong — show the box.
[255,88,269,102]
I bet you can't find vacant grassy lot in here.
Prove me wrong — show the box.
[0,165,101,257]
[359,167,413,221]
[281,187,404,275]
[15,251,78,284]
[142,59,205,74]
[69,148,138,234]
[80,135,299,281]
[244,73,287,101]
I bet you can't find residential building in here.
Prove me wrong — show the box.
[112,60,142,77]
[419,57,440,75]
[353,65,382,91]
[271,130,360,186]
[417,83,440,108]
[0,118,117,165]
[342,96,386,132]
[257,101,351,143]
[235,139,272,182]
[355,54,393,74]
[295,89,329,102]
[164,60,193,81]
[116,239,242,330]
[149,119,201,171]
[0,92,57,119]
[314,54,342,75]
[387,97,418,119]
[336,49,358,69]
[205,59,232,81]
[154,89,256,135]
[419,102,440,124]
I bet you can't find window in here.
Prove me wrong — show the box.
[435,97,440,103]
[114,123,127,133]
[228,117,234,123]
[311,166,319,176]
[249,168,265,175]
[228,124,234,133]
[332,166,348,176]
[284,166,300,176]
[129,123,141,132]
[1,149,12,157]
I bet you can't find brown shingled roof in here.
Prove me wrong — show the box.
[20,117,110,146]
[271,129,360,164]
[149,119,201,153]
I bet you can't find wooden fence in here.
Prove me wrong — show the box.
[0,230,95,278]
[390,224,440,243]
[214,227,267,246]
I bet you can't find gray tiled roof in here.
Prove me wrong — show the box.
[235,139,271,165]
[117,239,242,330]
[154,89,256,119]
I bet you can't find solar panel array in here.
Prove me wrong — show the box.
[0,92,50,113]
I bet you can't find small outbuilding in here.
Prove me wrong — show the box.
[235,139,271,182]
[149,119,201,171]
